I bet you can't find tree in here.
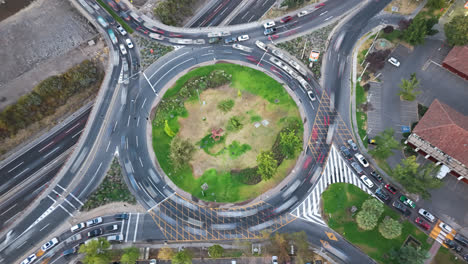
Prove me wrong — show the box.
[208,244,224,258]
[172,249,192,264]
[170,137,196,170]
[444,15,468,46]
[427,0,446,9]
[157,247,174,260]
[398,73,421,101]
[121,247,140,264]
[402,16,428,45]
[398,19,412,31]
[356,209,379,230]
[379,218,402,239]
[368,128,400,159]
[257,151,278,181]
[79,237,111,264]
[279,129,302,159]
[269,233,291,263]
[361,198,384,217]
[389,245,430,264]
[288,232,314,264]
[365,50,391,73]
[383,25,394,34]
[393,156,442,199]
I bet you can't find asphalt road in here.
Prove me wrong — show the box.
[229,0,277,25]
[189,0,243,27]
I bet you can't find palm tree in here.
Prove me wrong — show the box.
[398,73,421,101]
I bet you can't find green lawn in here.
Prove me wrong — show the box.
[432,247,465,264]
[381,30,402,43]
[152,64,301,202]
[322,183,431,263]
[355,82,368,148]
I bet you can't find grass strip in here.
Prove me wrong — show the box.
[96,0,134,33]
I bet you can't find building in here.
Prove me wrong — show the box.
[406,99,468,182]
[442,45,468,81]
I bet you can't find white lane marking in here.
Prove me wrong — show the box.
[324,16,333,21]
[72,129,83,138]
[59,204,73,217]
[106,141,111,152]
[69,193,84,206]
[7,161,24,173]
[63,198,77,210]
[219,4,229,17]
[147,192,175,212]
[79,162,103,198]
[138,157,143,167]
[113,121,118,132]
[125,213,132,243]
[16,240,27,249]
[319,11,328,16]
[133,213,140,242]
[142,72,156,93]
[47,195,56,203]
[56,184,66,191]
[0,204,17,216]
[262,0,268,6]
[65,122,81,134]
[136,136,139,148]
[127,115,131,127]
[248,15,255,22]
[148,51,189,80]
[49,255,64,264]
[136,116,140,127]
[120,219,124,236]
[241,11,249,20]
[201,53,214,57]
[141,98,147,109]
[5,211,20,223]
[13,168,30,179]
[38,141,54,153]
[39,223,50,231]
[52,189,61,197]
[153,58,195,88]
[43,146,60,159]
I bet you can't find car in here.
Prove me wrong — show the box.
[21,254,37,264]
[400,195,416,208]
[315,3,326,8]
[415,217,431,230]
[347,139,358,151]
[264,27,277,35]
[63,245,79,256]
[224,37,237,44]
[370,171,383,182]
[115,213,129,220]
[237,35,249,42]
[86,217,103,227]
[385,184,397,194]
[255,40,268,51]
[297,10,309,17]
[418,209,435,222]
[208,37,222,44]
[106,224,119,232]
[392,201,410,216]
[88,228,103,238]
[125,38,134,49]
[107,234,124,242]
[375,188,389,201]
[360,175,374,188]
[150,259,157,264]
[445,239,462,252]
[351,162,364,175]
[116,25,127,36]
[454,234,468,247]
[106,0,119,12]
[120,11,130,21]
[307,90,316,101]
[368,138,376,144]
[41,237,59,252]
[272,256,278,264]
[281,16,293,23]
[354,153,369,167]
[439,222,453,233]
[263,21,276,29]
[65,233,82,244]
[119,44,128,55]
[388,57,400,67]
[340,146,352,160]
[70,222,86,232]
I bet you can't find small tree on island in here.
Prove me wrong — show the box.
[208,245,224,258]
[368,128,400,160]
[257,151,278,181]
[379,217,402,239]
[279,129,302,159]
[170,137,196,170]
[398,73,421,101]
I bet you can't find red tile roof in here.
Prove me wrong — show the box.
[413,99,468,166]
[443,46,468,77]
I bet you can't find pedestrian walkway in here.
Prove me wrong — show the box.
[429,219,455,245]
[290,145,373,226]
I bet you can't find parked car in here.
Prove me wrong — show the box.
[237,35,250,42]
[263,21,275,29]
[106,224,119,232]
[439,222,453,233]
[340,146,352,160]
[351,162,364,175]
[385,184,397,194]
[360,175,374,188]
[370,171,383,182]
[65,233,82,244]
[307,90,316,101]
[375,188,389,201]
[392,201,411,216]
[88,228,103,238]
[120,11,130,21]
[281,16,293,23]
[70,222,86,232]
[445,239,462,252]
[264,27,277,35]
[86,217,103,227]
[41,237,59,252]
[388,57,400,67]
[115,213,129,220]
[347,139,358,151]
[354,153,369,167]
[455,234,468,247]
[21,254,37,264]
[399,195,416,208]
[418,209,435,222]
[63,245,79,256]
[272,256,278,264]
[107,234,124,242]
[415,217,431,230]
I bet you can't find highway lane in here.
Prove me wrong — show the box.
[189,0,242,27]
[229,0,277,25]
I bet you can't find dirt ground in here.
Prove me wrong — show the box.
[384,0,421,15]
[178,86,290,177]
[135,0,211,26]
[0,0,98,110]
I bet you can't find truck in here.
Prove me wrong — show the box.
[107,29,118,45]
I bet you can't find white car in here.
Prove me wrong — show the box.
[86,217,103,227]
[70,222,86,232]
[237,35,249,42]
[297,10,309,17]
[360,175,374,188]
[125,38,134,49]
[388,57,400,67]
[355,153,369,167]
[232,44,252,52]
[418,208,436,222]
[307,90,316,101]
[21,254,37,264]
[255,40,268,51]
[347,139,358,151]
[272,256,278,264]
[41,237,59,252]
[107,234,124,242]
[439,222,453,233]
[119,44,127,55]
[263,21,276,29]
[116,25,127,36]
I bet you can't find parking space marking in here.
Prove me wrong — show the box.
[125,213,132,243]
[133,213,140,242]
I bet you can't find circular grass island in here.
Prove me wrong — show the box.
[151,64,303,203]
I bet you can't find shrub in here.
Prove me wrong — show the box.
[366,50,391,73]
[379,218,402,239]
[231,167,261,185]
[208,245,224,258]
[383,25,394,34]
[227,116,243,131]
[170,137,196,170]
[356,210,379,230]
[217,99,235,113]
[399,19,413,31]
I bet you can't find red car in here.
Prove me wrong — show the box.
[385,184,397,194]
[415,217,431,230]
[315,3,326,8]
[281,16,293,23]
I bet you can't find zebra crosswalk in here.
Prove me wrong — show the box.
[290,145,373,226]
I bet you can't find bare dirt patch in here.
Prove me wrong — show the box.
[384,0,421,15]
[178,86,289,178]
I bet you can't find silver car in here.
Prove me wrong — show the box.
[351,162,364,175]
